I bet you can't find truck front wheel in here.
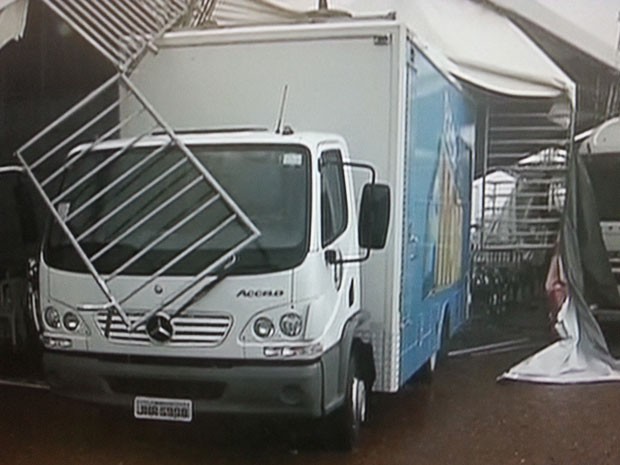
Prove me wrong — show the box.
[329,351,367,450]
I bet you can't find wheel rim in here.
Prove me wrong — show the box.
[429,351,437,372]
[351,376,367,426]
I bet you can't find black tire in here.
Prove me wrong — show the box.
[328,351,367,451]
[438,314,450,361]
[418,314,449,383]
[417,351,437,384]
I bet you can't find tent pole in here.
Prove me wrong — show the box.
[480,105,490,249]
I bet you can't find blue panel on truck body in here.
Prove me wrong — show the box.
[400,42,475,385]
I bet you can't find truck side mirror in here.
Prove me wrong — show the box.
[358,183,390,249]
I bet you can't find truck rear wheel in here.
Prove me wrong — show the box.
[328,351,367,451]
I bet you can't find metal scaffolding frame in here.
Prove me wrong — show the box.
[14,0,260,335]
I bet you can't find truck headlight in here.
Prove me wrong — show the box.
[63,312,80,332]
[280,313,303,337]
[44,306,61,329]
[253,317,275,339]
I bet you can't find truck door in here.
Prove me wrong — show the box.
[319,148,355,313]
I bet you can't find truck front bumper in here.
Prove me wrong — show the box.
[43,351,331,417]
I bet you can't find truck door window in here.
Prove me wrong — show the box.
[321,150,348,247]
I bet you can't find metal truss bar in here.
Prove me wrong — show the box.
[486,153,566,160]
[484,206,561,213]
[88,1,147,51]
[514,178,566,184]
[107,0,159,38]
[122,1,187,67]
[66,141,173,222]
[71,0,136,61]
[128,233,258,332]
[491,112,572,119]
[511,218,561,225]
[137,0,172,30]
[90,176,203,263]
[74,0,143,58]
[120,213,236,308]
[490,126,569,133]
[42,108,146,189]
[50,0,124,63]
[105,193,222,281]
[510,166,567,172]
[490,139,568,146]
[30,100,121,171]
[43,0,189,70]
[19,75,119,154]
[47,121,151,199]
[76,157,188,242]
[121,74,261,238]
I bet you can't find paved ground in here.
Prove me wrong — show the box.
[1,307,620,465]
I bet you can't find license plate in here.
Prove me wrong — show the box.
[134,396,193,422]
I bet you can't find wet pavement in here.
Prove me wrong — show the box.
[1,307,620,464]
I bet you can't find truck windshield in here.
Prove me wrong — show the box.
[583,153,620,221]
[45,143,310,275]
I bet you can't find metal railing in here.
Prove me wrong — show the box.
[41,0,194,72]
[16,1,260,336]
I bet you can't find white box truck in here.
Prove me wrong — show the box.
[35,17,476,448]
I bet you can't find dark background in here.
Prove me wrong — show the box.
[0,2,112,275]
[0,1,112,166]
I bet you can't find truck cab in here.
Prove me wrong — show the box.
[38,130,389,445]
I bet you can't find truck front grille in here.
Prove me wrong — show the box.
[94,312,232,347]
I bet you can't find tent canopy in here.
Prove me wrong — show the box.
[488,0,620,73]
[0,0,27,50]
[215,0,574,101]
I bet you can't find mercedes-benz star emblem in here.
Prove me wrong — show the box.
[146,313,174,343]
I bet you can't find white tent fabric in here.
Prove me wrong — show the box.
[210,0,304,26]
[386,0,573,99]
[0,0,27,51]
[501,297,620,383]
[488,0,620,72]
[264,0,574,100]
[501,134,620,384]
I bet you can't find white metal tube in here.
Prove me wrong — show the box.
[76,158,188,242]
[29,100,121,171]
[66,141,173,222]
[106,194,222,281]
[90,176,203,262]
[121,75,261,238]
[14,151,130,327]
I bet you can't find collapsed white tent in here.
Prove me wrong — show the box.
[501,138,620,383]
[501,297,620,383]
[0,0,27,50]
